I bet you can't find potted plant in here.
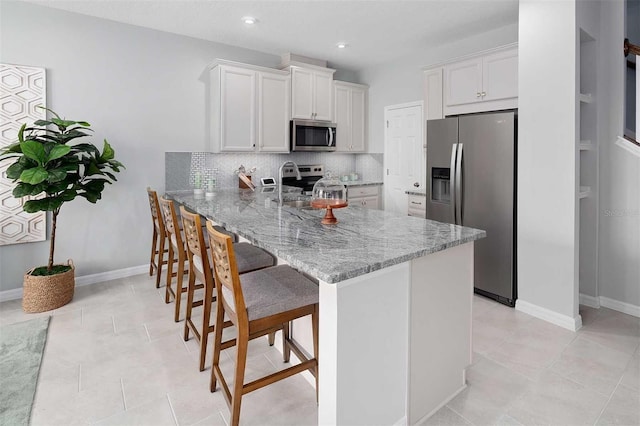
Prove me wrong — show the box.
[0,108,124,312]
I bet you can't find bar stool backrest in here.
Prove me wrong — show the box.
[206,221,247,326]
[159,197,182,250]
[179,206,213,288]
[146,187,165,236]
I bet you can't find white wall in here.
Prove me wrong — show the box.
[598,0,640,308]
[357,24,518,154]
[517,0,579,325]
[0,1,283,291]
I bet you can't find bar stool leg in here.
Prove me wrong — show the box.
[210,300,225,393]
[230,328,249,426]
[184,266,196,341]
[199,280,214,371]
[312,305,319,404]
[155,233,166,288]
[165,243,175,304]
[282,322,291,363]
[268,331,276,346]
[150,227,158,276]
[174,250,186,322]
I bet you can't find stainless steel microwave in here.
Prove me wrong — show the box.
[290,120,337,152]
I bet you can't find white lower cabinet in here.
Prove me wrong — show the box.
[407,194,426,218]
[210,60,290,153]
[348,185,380,210]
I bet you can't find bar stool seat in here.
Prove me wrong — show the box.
[239,265,319,321]
[180,206,275,371]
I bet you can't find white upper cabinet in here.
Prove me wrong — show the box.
[440,44,518,116]
[313,71,334,121]
[334,81,368,153]
[218,65,256,151]
[258,72,290,152]
[210,60,290,153]
[444,58,483,107]
[481,48,519,103]
[423,67,444,120]
[286,63,336,121]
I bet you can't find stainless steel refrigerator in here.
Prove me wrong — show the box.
[426,111,517,306]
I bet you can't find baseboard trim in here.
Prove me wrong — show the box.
[579,293,601,309]
[0,264,148,302]
[411,382,467,426]
[599,296,640,318]
[0,287,23,303]
[74,264,148,287]
[515,299,582,331]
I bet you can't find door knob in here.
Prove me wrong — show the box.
[414,182,420,187]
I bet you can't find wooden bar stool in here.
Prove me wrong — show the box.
[146,187,169,288]
[159,197,199,322]
[180,206,276,371]
[206,222,319,426]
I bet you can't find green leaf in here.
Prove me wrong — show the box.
[51,118,77,129]
[18,123,26,143]
[86,161,102,176]
[47,168,67,183]
[46,145,71,163]
[59,189,77,201]
[101,139,114,161]
[78,190,101,203]
[23,197,63,213]
[13,182,35,198]
[46,180,71,194]
[76,121,91,127]
[61,128,92,143]
[0,142,23,156]
[20,166,48,184]
[5,161,25,179]
[20,140,46,165]
[84,179,107,192]
[33,119,54,127]
[71,143,100,156]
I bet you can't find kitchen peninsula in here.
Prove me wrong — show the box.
[168,189,485,425]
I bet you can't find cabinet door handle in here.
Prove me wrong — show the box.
[481,92,486,97]
[411,201,422,205]
[476,92,481,98]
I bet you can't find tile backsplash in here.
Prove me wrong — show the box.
[166,152,384,191]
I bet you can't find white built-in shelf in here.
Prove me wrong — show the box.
[579,140,596,151]
[579,186,591,199]
[579,93,594,104]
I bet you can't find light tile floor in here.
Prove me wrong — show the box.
[1,274,638,425]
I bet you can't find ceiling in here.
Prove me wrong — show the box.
[26,0,519,71]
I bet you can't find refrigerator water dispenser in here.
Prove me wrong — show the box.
[431,168,451,202]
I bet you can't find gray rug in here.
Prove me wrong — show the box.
[0,316,50,426]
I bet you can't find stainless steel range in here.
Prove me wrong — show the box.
[281,164,325,194]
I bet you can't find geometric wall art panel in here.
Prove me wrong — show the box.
[0,63,47,246]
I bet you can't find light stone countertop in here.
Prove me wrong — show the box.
[167,189,485,284]
[342,180,383,187]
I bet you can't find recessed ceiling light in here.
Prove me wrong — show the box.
[242,16,257,25]
[336,42,348,49]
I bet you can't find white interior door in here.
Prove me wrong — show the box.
[384,102,424,216]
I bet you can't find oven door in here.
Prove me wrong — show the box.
[291,120,336,152]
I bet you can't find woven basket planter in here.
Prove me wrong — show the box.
[22,260,75,313]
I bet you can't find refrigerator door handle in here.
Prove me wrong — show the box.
[449,144,458,224]
[455,143,463,225]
